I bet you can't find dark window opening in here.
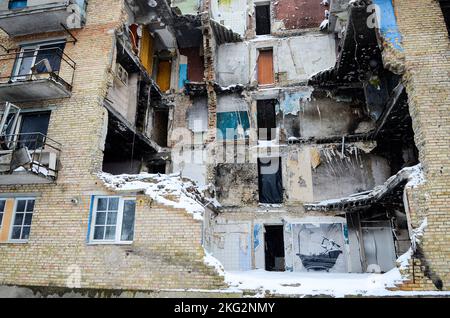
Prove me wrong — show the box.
[264,225,285,271]
[34,42,66,74]
[14,42,66,80]
[18,111,51,149]
[439,1,450,36]
[103,115,143,175]
[255,4,271,35]
[148,162,166,174]
[103,145,142,175]
[258,157,283,204]
[257,99,276,140]
[152,108,169,147]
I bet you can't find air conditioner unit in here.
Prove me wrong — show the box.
[115,63,129,86]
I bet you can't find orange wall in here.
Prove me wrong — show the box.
[140,28,154,75]
[157,60,171,92]
[0,199,14,242]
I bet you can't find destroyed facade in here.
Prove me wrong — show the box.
[0,0,448,296]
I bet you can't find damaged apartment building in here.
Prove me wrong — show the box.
[0,0,448,296]
[200,0,419,275]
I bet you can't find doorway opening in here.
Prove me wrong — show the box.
[256,99,276,140]
[258,157,283,204]
[255,4,271,35]
[264,225,285,271]
[152,108,169,147]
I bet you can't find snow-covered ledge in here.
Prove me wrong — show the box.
[97,172,211,221]
[304,164,425,211]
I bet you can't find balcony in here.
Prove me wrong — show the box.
[0,133,61,185]
[0,0,87,37]
[0,46,75,102]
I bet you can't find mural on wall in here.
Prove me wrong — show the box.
[292,223,347,272]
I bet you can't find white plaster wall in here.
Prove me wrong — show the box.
[216,34,336,87]
[208,222,252,271]
[285,147,314,203]
[347,226,364,273]
[216,42,250,87]
[172,148,207,187]
[211,0,249,36]
[187,98,208,132]
[298,97,358,138]
[275,34,336,84]
[107,72,138,126]
[312,153,392,202]
[217,94,250,113]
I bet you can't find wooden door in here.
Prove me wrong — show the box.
[257,49,274,85]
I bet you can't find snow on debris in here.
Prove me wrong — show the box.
[221,267,449,297]
[223,269,401,297]
[203,249,226,277]
[305,163,425,210]
[412,217,427,243]
[98,172,208,221]
[215,216,437,297]
[308,65,334,80]
[397,217,427,270]
[405,164,426,188]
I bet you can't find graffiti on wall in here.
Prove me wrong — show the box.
[292,223,347,272]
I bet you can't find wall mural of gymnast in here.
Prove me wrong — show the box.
[293,223,347,273]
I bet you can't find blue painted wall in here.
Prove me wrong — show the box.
[372,0,403,51]
[280,90,312,115]
[178,63,188,89]
[217,111,250,140]
[239,234,252,271]
[253,224,261,250]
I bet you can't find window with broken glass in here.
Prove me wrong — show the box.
[0,199,5,229]
[10,198,35,242]
[12,41,66,81]
[90,196,136,244]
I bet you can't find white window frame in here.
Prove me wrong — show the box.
[8,197,35,243]
[0,199,6,230]
[0,102,20,138]
[89,196,136,245]
[12,40,66,81]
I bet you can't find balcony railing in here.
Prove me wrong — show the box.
[0,47,76,85]
[0,132,61,183]
[0,47,76,102]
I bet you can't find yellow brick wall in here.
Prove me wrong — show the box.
[0,0,224,292]
[394,0,450,290]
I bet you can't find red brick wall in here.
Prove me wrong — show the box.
[274,0,325,30]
